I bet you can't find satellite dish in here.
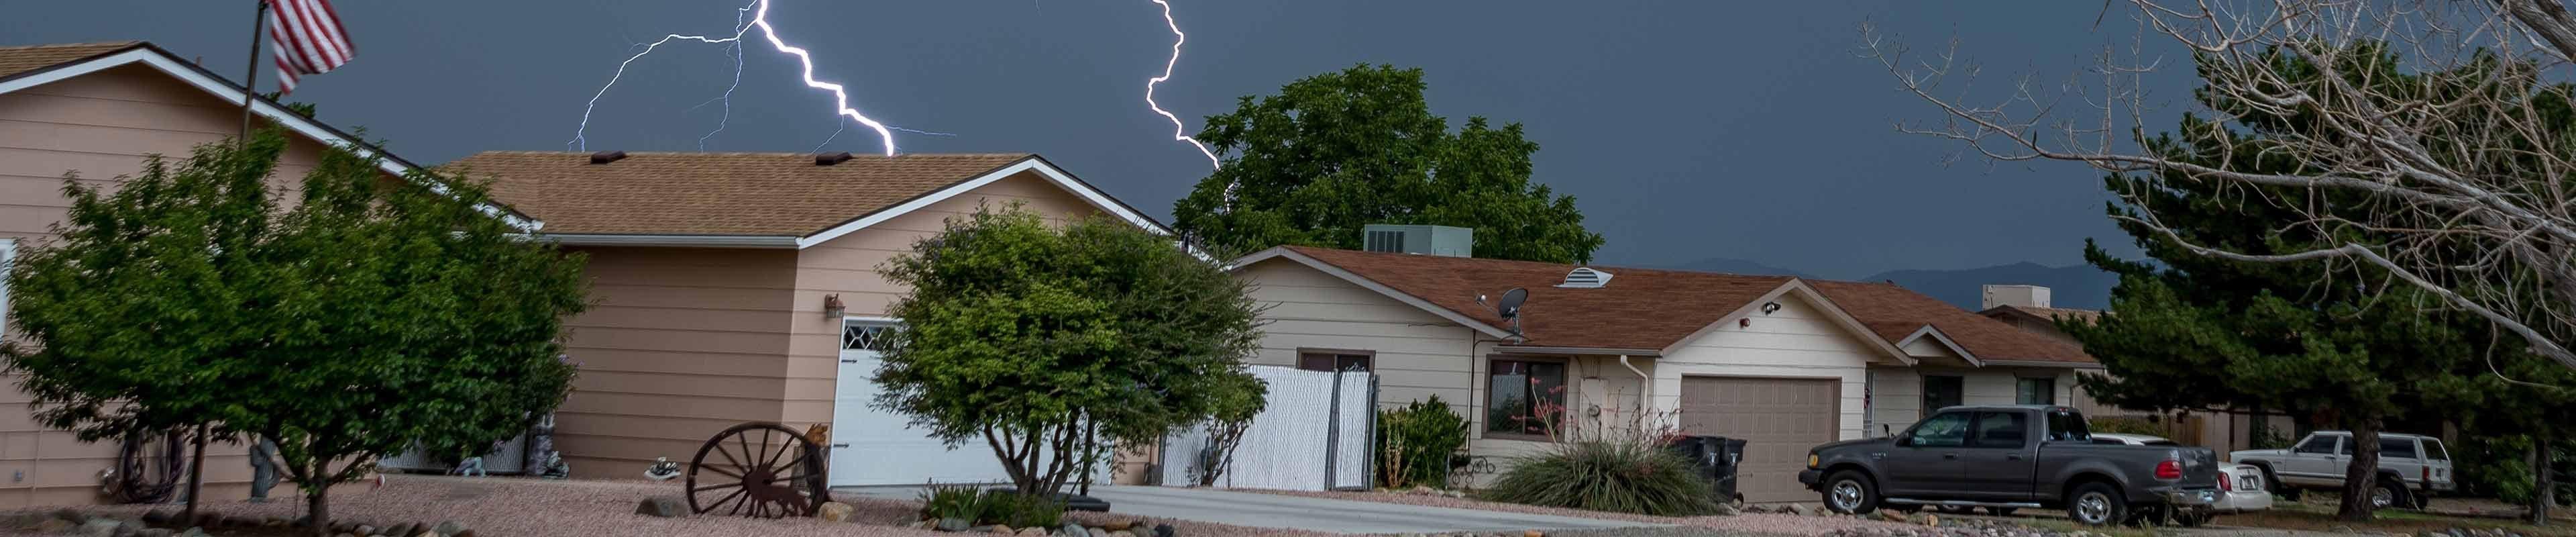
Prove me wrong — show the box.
[1496,288,1527,320]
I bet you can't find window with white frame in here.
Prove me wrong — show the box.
[841,320,903,352]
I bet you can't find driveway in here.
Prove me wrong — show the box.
[837,485,1663,534]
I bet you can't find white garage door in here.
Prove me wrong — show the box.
[1678,376,1840,503]
[830,320,1012,487]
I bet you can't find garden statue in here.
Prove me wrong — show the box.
[537,452,569,479]
[643,457,681,481]
[452,456,487,477]
[525,413,555,477]
[247,437,279,502]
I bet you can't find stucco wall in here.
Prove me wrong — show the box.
[0,64,356,507]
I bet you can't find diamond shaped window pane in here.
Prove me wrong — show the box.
[841,322,903,351]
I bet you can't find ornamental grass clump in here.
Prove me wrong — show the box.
[1475,438,1719,516]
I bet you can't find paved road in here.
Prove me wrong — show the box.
[837,485,1662,534]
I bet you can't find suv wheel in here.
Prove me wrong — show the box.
[2066,482,2127,526]
[2371,479,2405,509]
[1822,471,1878,515]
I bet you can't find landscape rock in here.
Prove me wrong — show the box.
[78,519,123,537]
[433,520,470,536]
[385,522,417,537]
[1442,490,1465,498]
[1713,503,1740,516]
[1784,503,1812,516]
[1524,530,1546,537]
[1017,528,1049,536]
[1109,531,1135,537]
[815,501,856,522]
[1104,520,1134,532]
[1060,522,1089,537]
[634,497,687,518]
[176,528,207,537]
[1921,514,1939,526]
[937,518,973,532]
[34,518,78,534]
[1876,510,1908,522]
[991,524,1015,534]
[1153,523,1176,537]
[1087,527,1110,537]
[1409,486,1437,495]
[354,524,376,535]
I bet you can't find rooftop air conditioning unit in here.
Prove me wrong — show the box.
[1360,224,1472,257]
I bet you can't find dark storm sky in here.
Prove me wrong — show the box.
[3,1,2194,279]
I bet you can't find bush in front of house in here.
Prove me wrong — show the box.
[1476,436,1720,516]
[916,485,1067,529]
[1377,395,1470,489]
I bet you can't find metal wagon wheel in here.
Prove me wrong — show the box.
[686,422,828,518]
[107,428,184,503]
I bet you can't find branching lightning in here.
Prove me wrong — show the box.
[1146,0,1220,169]
[570,0,902,156]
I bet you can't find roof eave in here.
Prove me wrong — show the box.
[1494,346,1662,356]
[1977,359,2105,369]
[539,234,801,248]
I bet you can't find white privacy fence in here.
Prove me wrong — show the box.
[1161,366,1374,491]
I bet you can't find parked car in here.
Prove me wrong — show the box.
[2229,431,2453,509]
[1800,405,2225,526]
[2091,434,2271,515]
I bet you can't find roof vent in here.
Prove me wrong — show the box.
[1558,267,1613,289]
[814,152,855,166]
[588,150,627,164]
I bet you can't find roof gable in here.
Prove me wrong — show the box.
[0,41,537,230]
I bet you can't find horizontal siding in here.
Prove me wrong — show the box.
[551,246,796,478]
[1868,366,2082,437]
[1236,260,1484,422]
[1654,293,1876,442]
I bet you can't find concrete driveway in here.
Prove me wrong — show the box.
[837,485,1662,534]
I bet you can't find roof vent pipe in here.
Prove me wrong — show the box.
[588,150,628,164]
[814,152,856,166]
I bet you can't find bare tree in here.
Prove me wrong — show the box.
[1862,0,2576,521]
[1863,0,2576,372]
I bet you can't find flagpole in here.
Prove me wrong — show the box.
[237,0,268,147]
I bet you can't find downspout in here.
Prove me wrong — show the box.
[1618,354,1651,426]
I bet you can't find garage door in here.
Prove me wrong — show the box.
[1678,377,1839,503]
[829,321,1012,487]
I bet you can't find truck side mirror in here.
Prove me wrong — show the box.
[1894,436,1914,448]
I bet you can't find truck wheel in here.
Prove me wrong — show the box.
[2065,482,2127,526]
[1821,471,1878,515]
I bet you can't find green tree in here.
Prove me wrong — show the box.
[873,206,1267,496]
[2066,44,2518,522]
[1171,64,1603,263]
[3,131,587,535]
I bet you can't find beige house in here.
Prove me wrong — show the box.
[445,151,1166,487]
[0,41,537,507]
[1229,241,2102,503]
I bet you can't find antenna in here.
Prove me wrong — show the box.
[1495,287,1527,335]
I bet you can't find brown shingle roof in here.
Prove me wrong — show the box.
[1270,246,2095,364]
[1979,305,2104,326]
[0,42,142,81]
[444,151,1034,236]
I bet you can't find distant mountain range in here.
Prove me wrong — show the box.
[1658,258,2114,311]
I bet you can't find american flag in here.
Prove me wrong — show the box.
[264,0,354,95]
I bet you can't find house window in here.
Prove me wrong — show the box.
[1921,375,1964,418]
[1486,359,1566,436]
[841,320,902,352]
[1297,351,1373,373]
[2016,377,2055,405]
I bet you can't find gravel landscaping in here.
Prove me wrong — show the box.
[0,475,1335,537]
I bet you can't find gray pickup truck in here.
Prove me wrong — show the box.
[1799,405,2225,526]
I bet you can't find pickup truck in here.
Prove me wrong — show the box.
[1799,405,2225,526]
[2229,431,2453,509]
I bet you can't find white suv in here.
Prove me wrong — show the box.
[2229,431,2453,509]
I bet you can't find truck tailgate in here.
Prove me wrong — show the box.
[2180,447,2222,487]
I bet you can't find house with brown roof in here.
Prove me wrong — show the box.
[443,150,1166,487]
[1228,237,2105,503]
[0,40,537,507]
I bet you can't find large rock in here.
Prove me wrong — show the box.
[635,497,688,518]
[1017,528,1049,537]
[1104,520,1135,532]
[815,502,856,523]
[1060,522,1089,537]
[432,520,471,536]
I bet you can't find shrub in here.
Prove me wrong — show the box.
[915,485,1066,528]
[1476,438,1718,516]
[1377,395,1469,489]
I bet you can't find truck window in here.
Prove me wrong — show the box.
[1907,411,1970,447]
[2294,436,2337,454]
[2045,408,2090,441]
[2379,437,2420,459]
[1972,411,2029,447]
[2425,439,2450,461]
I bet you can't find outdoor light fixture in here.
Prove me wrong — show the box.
[822,294,845,318]
[1761,301,1782,315]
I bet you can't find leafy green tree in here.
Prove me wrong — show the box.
[3,132,286,519]
[1171,64,1603,263]
[873,206,1266,496]
[3,131,586,535]
[2066,44,2519,522]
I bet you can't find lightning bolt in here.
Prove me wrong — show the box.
[570,0,901,156]
[1146,0,1220,168]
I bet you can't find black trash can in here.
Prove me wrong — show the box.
[1667,436,1746,503]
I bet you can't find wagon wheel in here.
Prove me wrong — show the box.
[686,422,828,518]
[107,428,184,503]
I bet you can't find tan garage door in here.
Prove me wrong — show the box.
[1678,377,1839,503]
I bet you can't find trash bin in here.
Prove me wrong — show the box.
[1667,436,1747,503]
